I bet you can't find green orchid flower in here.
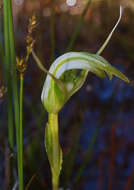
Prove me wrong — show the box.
[41,51,129,114]
[32,6,129,190]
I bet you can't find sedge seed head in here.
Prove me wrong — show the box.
[16,57,27,74]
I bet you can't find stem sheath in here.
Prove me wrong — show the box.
[45,113,62,190]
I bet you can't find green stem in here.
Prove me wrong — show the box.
[7,0,21,189]
[19,74,24,190]
[3,0,14,150]
[3,1,15,188]
[8,0,20,130]
[48,114,59,161]
[45,113,62,190]
[8,88,14,150]
[52,176,59,190]
[49,113,60,190]
[66,0,92,51]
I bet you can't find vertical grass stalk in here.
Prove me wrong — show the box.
[8,2,22,189]
[3,0,22,189]
[3,0,14,151]
[8,0,20,134]
[19,74,24,190]
[66,0,92,51]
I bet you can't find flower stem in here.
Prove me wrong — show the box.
[45,113,62,190]
[19,74,24,190]
[52,175,59,190]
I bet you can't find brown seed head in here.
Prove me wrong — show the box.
[16,57,27,74]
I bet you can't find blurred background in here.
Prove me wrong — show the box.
[0,0,134,189]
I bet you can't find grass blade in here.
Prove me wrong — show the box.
[66,0,92,51]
